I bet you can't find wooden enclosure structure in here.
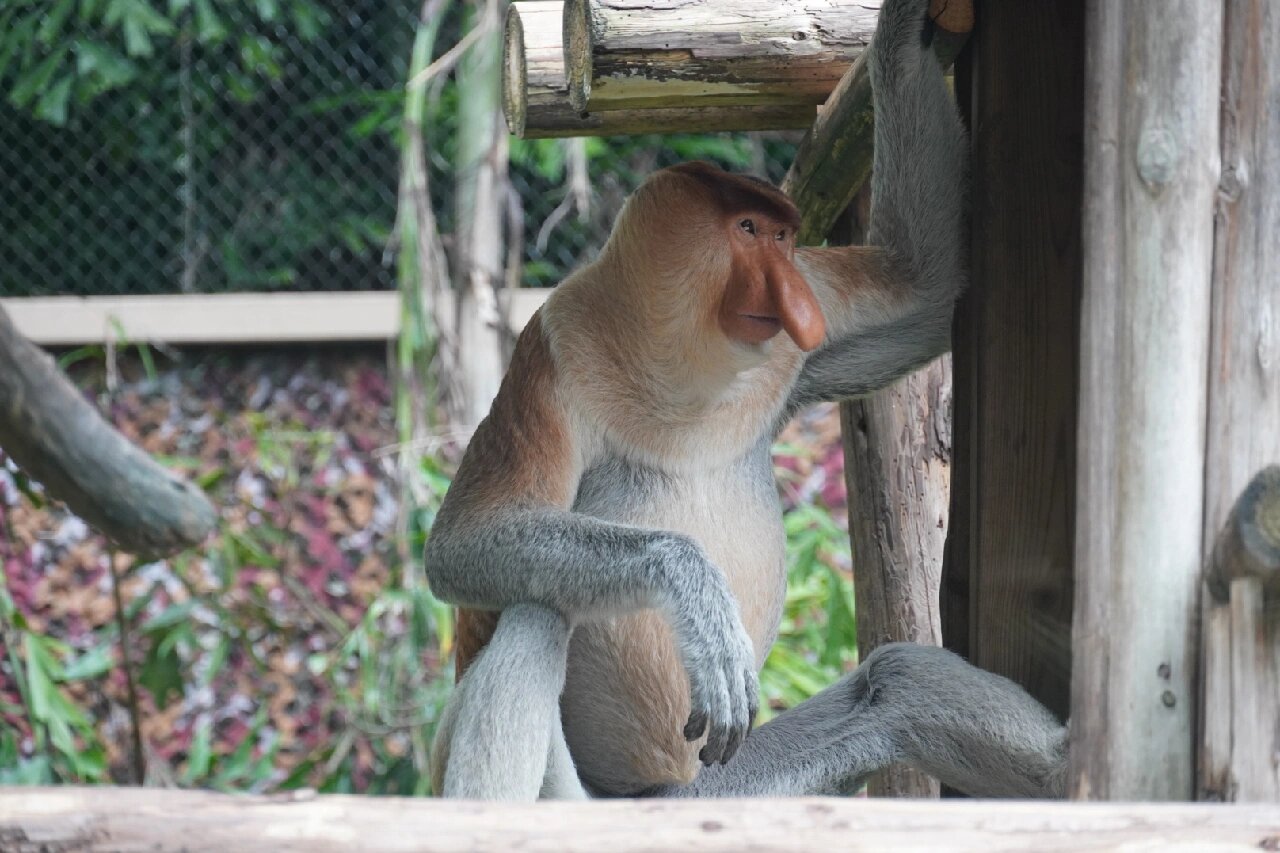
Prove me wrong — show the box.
[3,0,1279,848]
[499,0,1280,807]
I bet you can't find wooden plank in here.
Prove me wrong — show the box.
[0,290,550,346]
[1070,0,1222,801]
[942,0,1084,729]
[2,788,1280,852]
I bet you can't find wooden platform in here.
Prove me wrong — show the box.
[1,787,1277,852]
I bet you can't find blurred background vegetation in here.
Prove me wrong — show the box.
[0,0,856,794]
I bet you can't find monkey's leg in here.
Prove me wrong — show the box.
[432,604,577,800]
[650,644,1066,799]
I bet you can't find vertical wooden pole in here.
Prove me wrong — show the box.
[1070,0,1222,801]
[942,0,1084,724]
[832,184,949,800]
[1198,0,1280,802]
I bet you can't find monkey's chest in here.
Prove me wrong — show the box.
[571,454,788,656]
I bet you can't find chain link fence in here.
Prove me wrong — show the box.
[1,1,798,299]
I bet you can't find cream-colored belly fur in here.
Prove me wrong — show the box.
[560,468,787,794]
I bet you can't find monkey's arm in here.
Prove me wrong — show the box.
[425,316,758,766]
[788,0,967,410]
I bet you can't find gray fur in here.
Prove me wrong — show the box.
[430,0,1067,802]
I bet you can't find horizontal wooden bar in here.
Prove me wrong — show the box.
[1,787,1277,852]
[0,290,550,346]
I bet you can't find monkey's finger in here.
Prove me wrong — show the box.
[683,709,709,742]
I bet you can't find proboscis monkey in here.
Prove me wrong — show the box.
[426,0,1068,800]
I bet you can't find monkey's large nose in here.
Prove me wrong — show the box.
[766,261,825,352]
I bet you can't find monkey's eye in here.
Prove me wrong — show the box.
[775,230,787,241]
[739,218,756,235]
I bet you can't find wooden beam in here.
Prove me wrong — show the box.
[0,290,550,346]
[503,1,814,138]
[1070,0,1222,801]
[3,787,1280,852]
[942,0,1084,740]
[562,0,880,116]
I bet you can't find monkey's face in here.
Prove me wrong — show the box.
[718,210,825,352]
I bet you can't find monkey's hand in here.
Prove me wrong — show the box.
[657,538,760,767]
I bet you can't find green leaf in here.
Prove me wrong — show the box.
[75,41,137,89]
[139,636,183,709]
[9,46,69,109]
[191,0,225,43]
[23,634,57,721]
[35,74,73,125]
[37,0,76,45]
[141,600,195,632]
[61,644,114,680]
[183,719,213,781]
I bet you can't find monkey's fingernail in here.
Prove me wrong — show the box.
[698,745,715,766]
[684,712,708,741]
[721,732,742,764]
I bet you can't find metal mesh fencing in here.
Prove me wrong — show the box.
[1,1,799,299]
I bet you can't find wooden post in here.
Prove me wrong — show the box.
[1069,0,1222,801]
[942,0,1084,733]
[562,0,880,116]
[1197,0,1280,803]
[503,1,815,139]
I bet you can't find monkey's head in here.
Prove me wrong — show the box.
[608,161,826,357]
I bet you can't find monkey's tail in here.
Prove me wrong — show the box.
[431,603,576,800]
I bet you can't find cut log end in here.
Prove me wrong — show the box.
[929,0,975,36]
[503,3,529,137]
[563,0,592,116]
[1207,465,1280,601]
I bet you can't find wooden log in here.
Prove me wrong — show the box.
[842,359,951,799]
[1070,0,1222,801]
[3,787,1280,852]
[829,189,947,799]
[562,0,881,116]
[1205,467,1280,602]
[503,1,814,138]
[781,0,973,245]
[0,304,216,556]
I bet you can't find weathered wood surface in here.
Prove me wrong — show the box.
[1196,0,1280,804]
[3,787,1280,852]
[827,192,948,800]
[843,360,951,800]
[503,1,813,138]
[781,0,972,245]
[1201,467,1280,801]
[562,0,881,116]
[1070,0,1222,801]
[942,0,1083,736]
[0,304,216,555]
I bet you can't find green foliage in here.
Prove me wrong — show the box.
[0,575,109,784]
[0,1,410,297]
